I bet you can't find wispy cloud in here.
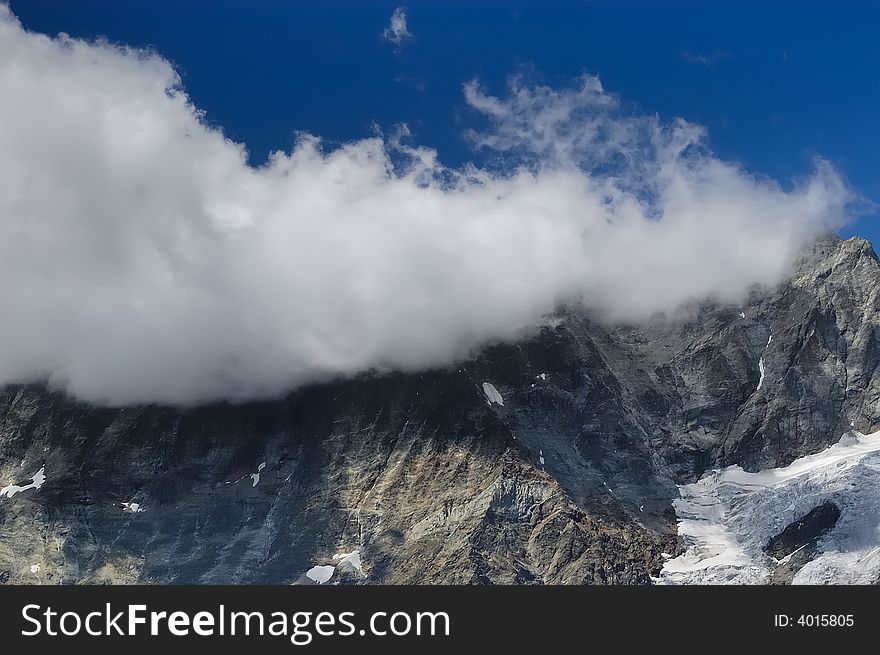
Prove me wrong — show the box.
[382,7,412,46]
[0,8,854,405]
[682,51,732,66]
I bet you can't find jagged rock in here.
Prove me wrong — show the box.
[767,501,842,561]
[765,501,841,584]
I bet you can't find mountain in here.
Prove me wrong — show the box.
[1,236,878,585]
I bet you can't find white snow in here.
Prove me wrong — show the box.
[536,373,547,381]
[29,564,40,574]
[755,333,772,392]
[1,467,46,499]
[539,449,545,466]
[333,549,363,574]
[121,502,144,513]
[739,312,746,319]
[482,382,504,406]
[305,549,365,584]
[773,543,808,565]
[305,565,335,584]
[250,461,266,487]
[655,429,880,585]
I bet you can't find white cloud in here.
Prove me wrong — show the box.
[682,51,731,66]
[0,8,854,405]
[382,7,412,46]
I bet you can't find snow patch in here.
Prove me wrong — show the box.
[756,357,765,391]
[121,502,144,513]
[333,549,363,574]
[539,449,545,466]
[29,564,40,574]
[306,549,365,584]
[482,382,504,406]
[250,462,266,487]
[739,312,746,319]
[773,543,808,566]
[305,565,335,584]
[1,467,46,499]
[655,429,880,585]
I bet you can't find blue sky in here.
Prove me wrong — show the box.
[9,0,879,245]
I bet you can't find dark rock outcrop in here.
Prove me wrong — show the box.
[765,501,842,583]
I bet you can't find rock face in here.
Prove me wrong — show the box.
[1,236,878,585]
[766,501,842,562]
[765,501,841,584]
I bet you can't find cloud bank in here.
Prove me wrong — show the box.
[0,8,852,405]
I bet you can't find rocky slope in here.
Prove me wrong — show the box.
[1,236,878,584]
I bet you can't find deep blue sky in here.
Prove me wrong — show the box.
[8,0,880,245]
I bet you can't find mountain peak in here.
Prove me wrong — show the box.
[840,235,878,260]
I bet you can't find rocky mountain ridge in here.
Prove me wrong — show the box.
[1,236,878,584]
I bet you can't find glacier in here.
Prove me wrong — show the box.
[655,429,880,584]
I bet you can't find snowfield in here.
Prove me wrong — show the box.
[655,429,880,585]
[481,382,504,406]
[0,466,46,499]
